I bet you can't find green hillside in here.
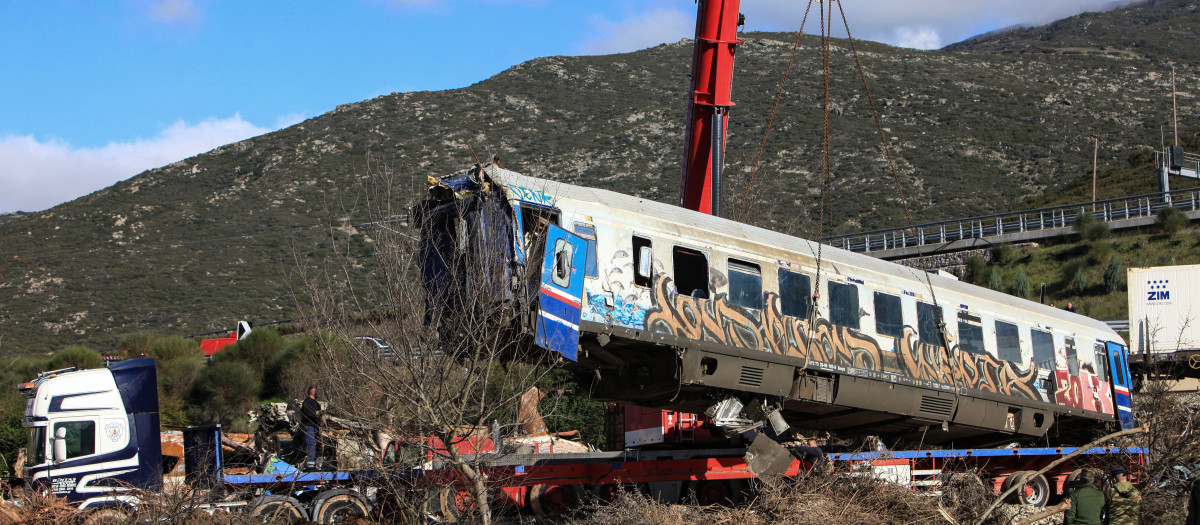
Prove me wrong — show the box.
[4,1,1200,353]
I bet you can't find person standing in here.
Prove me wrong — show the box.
[1064,469,1105,525]
[1185,476,1200,525]
[301,386,322,469]
[1105,467,1140,524]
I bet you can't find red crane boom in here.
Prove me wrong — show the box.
[679,0,743,216]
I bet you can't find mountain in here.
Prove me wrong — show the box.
[3,1,1200,354]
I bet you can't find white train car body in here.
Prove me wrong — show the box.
[418,165,1136,446]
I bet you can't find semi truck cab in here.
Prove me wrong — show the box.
[19,359,162,510]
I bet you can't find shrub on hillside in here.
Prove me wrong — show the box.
[1013,270,1031,298]
[211,328,287,396]
[1074,212,1110,241]
[1104,254,1123,292]
[120,331,157,358]
[1157,206,1188,235]
[988,267,1004,291]
[965,255,987,284]
[191,361,261,428]
[989,243,1013,265]
[48,346,103,371]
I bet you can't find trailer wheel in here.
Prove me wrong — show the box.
[311,490,371,524]
[528,483,584,516]
[436,487,476,522]
[1004,471,1050,507]
[1017,473,1051,507]
[591,483,621,504]
[1000,471,1027,501]
[250,495,309,522]
[688,480,740,507]
[83,506,131,525]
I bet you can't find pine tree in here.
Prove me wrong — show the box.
[1104,254,1123,292]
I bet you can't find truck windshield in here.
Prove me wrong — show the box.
[27,426,45,465]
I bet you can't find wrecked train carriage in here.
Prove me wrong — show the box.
[416,164,1135,446]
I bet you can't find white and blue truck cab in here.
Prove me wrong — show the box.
[19,359,163,510]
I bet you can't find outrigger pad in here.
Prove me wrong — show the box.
[745,433,792,478]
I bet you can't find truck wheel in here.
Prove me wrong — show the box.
[83,506,131,525]
[1017,473,1051,507]
[311,490,371,524]
[528,483,584,516]
[591,483,621,503]
[249,495,308,522]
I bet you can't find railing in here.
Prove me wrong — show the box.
[824,188,1200,255]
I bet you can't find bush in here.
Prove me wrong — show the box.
[987,267,1004,291]
[48,346,103,371]
[120,331,157,358]
[1105,254,1123,292]
[1075,212,1110,241]
[191,361,261,428]
[1013,270,1031,298]
[1070,266,1089,295]
[1157,206,1188,235]
[989,243,1013,265]
[965,255,987,284]
[211,328,287,395]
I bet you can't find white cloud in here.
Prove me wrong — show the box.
[893,27,943,50]
[580,7,694,55]
[0,115,272,213]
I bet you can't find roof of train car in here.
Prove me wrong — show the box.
[481,165,1118,340]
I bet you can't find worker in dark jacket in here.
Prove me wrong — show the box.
[1186,477,1200,525]
[301,386,322,469]
[1065,470,1105,525]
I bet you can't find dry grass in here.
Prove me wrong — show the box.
[565,470,997,525]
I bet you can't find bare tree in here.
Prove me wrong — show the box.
[292,163,562,524]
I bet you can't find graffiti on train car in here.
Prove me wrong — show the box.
[611,274,1049,402]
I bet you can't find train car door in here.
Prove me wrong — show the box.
[535,224,588,361]
[1105,341,1135,429]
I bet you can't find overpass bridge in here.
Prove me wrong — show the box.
[823,187,1200,260]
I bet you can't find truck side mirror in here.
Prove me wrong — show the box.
[52,427,67,464]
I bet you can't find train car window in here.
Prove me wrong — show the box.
[673,247,709,298]
[873,293,902,337]
[633,236,652,287]
[957,314,986,355]
[1093,343,1108,383]
[573,223,598,278]
[728,259,762,310]
[829,281,859,329]
[1031,329,1055,369]
[779,269,812,318]
[917,302,943,347]
[996,321,1022,363]
[551,239,574,288]
[1065,338,1079,375]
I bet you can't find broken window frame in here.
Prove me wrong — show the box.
[672,246,709,299]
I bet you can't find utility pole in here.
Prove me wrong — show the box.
[1173,64,1179,147]
[1091,133,1102,211]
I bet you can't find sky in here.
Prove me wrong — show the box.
[0,0,1126,213]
